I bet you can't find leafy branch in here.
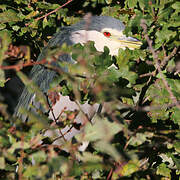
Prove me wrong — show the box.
[140,19,180,110]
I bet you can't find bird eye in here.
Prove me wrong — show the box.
[103,32,111,37]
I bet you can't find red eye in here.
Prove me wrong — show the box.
[103,32,111,37]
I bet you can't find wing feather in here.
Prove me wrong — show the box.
[14,27,74,119]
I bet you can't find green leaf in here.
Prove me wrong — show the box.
[145,79,172,122]
[30,151,47,164]
[76,152,102,163]
[117,160,140,177]
[0,30,11,64]
[126,0,137,8]
[21,27,28,34]
[0,70,5,87]
[173,141,180,153]
[166,78,180,99]
[77,117,123,142]
[12,25,20,31]
[23,165,39,178]
[116,49,138,85]
[71,161,105,176]
[156,163,171,178]
[105,0,112,4]
[0,30,11,85]
[105,67,121,83]
[49,157,68,172]
[77,117,123,161]
[43,17,49,29]
[169,153,180,169]
[0,9,21,23]
[8,141,30,154]
[94,141,120,161]
[0,23,6,30]
[138,0,150,11]
[170,107,180,125]
[172,2,180,10]
[129,132,153,146]
[0,157,5,169]
[159,153,176,169]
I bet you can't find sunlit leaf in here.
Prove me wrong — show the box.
[156,163,171,178]
[0,9,21,23]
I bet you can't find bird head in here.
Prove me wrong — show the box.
[70,16,142,56]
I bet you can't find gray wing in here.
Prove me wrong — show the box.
[14,27,74,119]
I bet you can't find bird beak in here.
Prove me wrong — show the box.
[116,36,142,49]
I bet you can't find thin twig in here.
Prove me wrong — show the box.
[0,59,47,71]
[52,125,74,142]
[35,0,73,21]
[161,47,177,69]
[107,168,113,180]
[74,100,92,124]
[139,71,156,78]
[45,94,67,142]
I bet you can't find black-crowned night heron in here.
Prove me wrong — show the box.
[14,16,142,146]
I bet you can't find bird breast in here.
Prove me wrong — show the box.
[45,93,99,145]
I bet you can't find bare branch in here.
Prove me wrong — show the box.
[35,0,73,21]
[139,71,156,78]
[0,59,47,71]
[161,47,177,69]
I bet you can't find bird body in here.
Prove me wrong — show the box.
[14,16,142,145]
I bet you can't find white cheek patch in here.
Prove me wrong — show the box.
[70,30,88,45]
[71,30,123,56]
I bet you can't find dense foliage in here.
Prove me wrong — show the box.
[0,0,179,179]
